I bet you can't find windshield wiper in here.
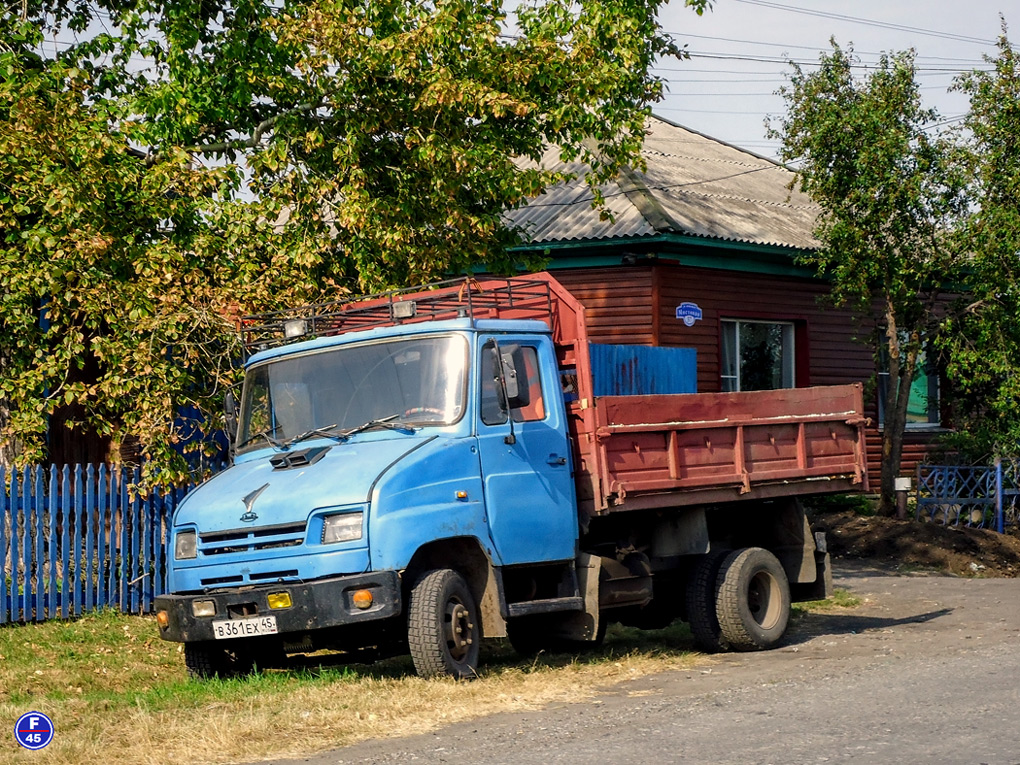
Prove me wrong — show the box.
[281,416,417,449]
[282,423,343,449]
[339,414,418,439]
[235,428,285,451]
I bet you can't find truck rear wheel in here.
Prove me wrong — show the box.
[685,549,731,652]
[715,547,790,651]
[183,641,254,680]
[407,569,480,679]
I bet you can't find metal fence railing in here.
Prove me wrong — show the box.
[916,459,1020,533]
[0,463,210,624]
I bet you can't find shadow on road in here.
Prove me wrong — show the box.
[786,607,955,645]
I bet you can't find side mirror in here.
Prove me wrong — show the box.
[500,346,530,410]
[224,391,239,444]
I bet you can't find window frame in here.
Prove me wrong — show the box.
[478,342,548,427]
[720,318,797,392]
[876,343,942,430]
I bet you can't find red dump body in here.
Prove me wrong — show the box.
[575,385,868,514]
[243,271,870,514]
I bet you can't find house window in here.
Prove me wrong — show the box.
[877,345,940,428]
[721,320,795,392]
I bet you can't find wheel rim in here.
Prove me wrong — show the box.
[445,598,474,661]
[747,570,783,630]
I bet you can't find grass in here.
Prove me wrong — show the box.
[792,588,862,613]
[0,612,706,765]
[1,588,863,765]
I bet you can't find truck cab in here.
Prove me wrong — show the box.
[156,316,580,678]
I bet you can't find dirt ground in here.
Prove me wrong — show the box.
[809,508,1020,577]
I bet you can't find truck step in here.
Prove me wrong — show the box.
[506,596,584,618]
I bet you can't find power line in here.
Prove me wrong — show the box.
[668,30,993,63]
[686,50,993,74]
[731,0,998,46]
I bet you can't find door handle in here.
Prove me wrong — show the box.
[547,454,567,466]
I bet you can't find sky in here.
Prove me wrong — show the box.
[41,0,1010,165]
[651,0,1011,160]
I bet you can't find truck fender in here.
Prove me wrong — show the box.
[404,537,507,639]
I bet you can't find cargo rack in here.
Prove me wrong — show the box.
[241,275,560,352]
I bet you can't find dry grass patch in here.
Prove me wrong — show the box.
[1,611,704,765]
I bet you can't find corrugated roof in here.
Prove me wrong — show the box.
[506,115,821,251]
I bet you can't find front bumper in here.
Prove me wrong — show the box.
[154,570,401,643]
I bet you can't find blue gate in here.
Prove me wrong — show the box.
[916,460,1020,533]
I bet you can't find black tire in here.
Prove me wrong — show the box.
[407,569,480,679]
[184,641,255,680]
[685,549,731,652]
[715,547,791,651]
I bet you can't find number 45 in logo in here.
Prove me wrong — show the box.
[15,711,54,750]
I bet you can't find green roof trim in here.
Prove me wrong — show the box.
[512,232,821,279]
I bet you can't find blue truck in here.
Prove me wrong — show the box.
[154,273,868,679]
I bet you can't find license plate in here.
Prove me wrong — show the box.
[212,615,278,640]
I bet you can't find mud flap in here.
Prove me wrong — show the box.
[790,532,834,602]
[546,553,602,642]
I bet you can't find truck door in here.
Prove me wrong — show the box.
[476,336,578,565]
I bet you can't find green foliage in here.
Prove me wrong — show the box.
[1,0,709,478]
[0,60,320,482]
[938,25,1020,458]
[805,493,876,517]
[769,42,969,515]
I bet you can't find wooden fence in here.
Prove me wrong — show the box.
[0,464,202,624]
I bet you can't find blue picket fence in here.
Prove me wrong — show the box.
[0,464,207,624]
[916,460,1020,533]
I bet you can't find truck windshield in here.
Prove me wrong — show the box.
[237,335,468,454]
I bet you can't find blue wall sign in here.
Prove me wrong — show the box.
[675,302,703,327]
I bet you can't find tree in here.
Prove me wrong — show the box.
[0,57,321,480]
[1,0,711,478]
[938,25,1020,459]
[769,43,968,515]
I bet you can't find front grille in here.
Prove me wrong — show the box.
[201,574,244,586]
[250,569,300,581]
[199,521,307,556]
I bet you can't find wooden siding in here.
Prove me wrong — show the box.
[865,429,943,480]
[554,262,940,479]
[549,268,656,346]
[652,263,874,393]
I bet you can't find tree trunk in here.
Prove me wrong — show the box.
[878,307,921,516]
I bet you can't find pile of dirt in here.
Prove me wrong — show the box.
[810,510,1020,578]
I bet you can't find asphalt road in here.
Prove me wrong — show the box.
[263,562,1020,765]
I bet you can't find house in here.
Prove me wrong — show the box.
[506,115,945,478]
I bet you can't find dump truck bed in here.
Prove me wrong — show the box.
[569,384,869,514]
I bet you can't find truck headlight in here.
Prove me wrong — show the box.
[175,530,197,560]
[322,512,363,544]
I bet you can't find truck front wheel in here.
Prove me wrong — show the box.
[183,641,254,680]
[407,569,480,679]
[715,547,790,651]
